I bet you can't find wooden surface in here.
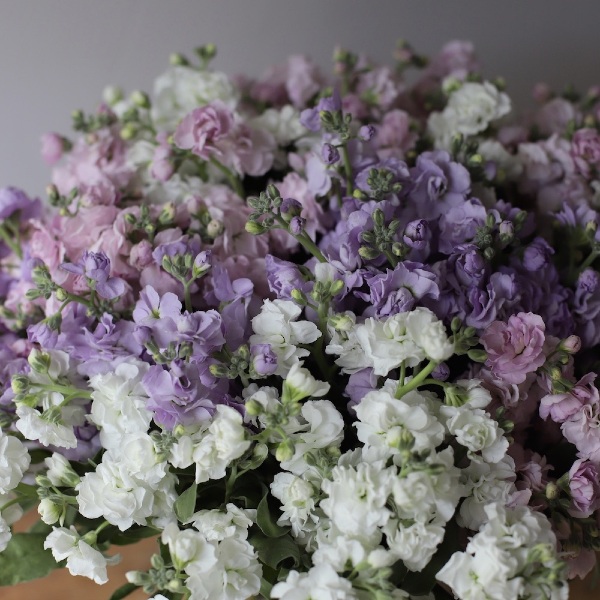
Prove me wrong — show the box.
[2,513,598,599]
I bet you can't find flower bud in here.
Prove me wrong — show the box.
[321,143,340,165]
[275,439,295,462]
[561,335,581,354]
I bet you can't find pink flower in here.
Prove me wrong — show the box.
[219,124,275,177]
[40,133,65,166]
[151,132,174,181]
[571,128,600,177]
[568,459,600,518]
[481,312,546,384]
[375,110,417,160]
[173,101,234,160]
[540,373,599,423]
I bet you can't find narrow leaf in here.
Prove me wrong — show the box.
[109,582,139,600]
[249,533,301,570]
[256,492,289,538]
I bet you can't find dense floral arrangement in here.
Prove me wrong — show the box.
[1,39,600,599]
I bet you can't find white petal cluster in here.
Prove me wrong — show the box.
[428,81,512,148]
[326,307,453,376]
[250,299,321,376]
[271,563,357,600]
[151,66,239,130]
[251,105,305,146]
[437,503,567,600]
[44,526,111,584]
[15,404,82,449]
[87,360,153,451]
[354,389,445,454]
[270,472,318,536]
[0,428,30,494]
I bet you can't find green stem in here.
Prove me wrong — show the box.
[183,282,193,313]
[0,497,21,513]
[298,233,327,263]
[341,143,354,196]
[0,224,23,259]
[395,360,437,399]
[209,157,245,198]
[399,363,406,387]
[580,249,600,273]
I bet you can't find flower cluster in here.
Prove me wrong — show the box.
[2,39,600,599]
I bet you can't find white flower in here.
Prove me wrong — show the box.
[251,105,305,145]
[0,428,30,494]
[405,307,455,362]
[280,400,345,475]
[271,563,357,600]
[327,313,423,376]
[161,522,217,571]
[45,453,80,487]
[15,405,79,449]
[111,432,168,489]
[271,472,317,536]
[88,360,152,451]
[190,503,255,542]
[442,405,508,463]
[38,498,62,525]
[185,537,261,600]
[458,456,517,530]
[321,463,393,542]
[76,456,155,530]
[478,140,523,180]
[355,389,445,455]
[250,299,321,376]
[385,519,445,572]
[44,526,111,584]
[428,81,511,148]
[151,66,239,130]
[283,361,330,402]
[193,406,251,483]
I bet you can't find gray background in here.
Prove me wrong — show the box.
[1,0,599,197]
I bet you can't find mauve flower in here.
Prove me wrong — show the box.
[481,312,547,384]
[449,244,488,288]
[571,128,600,177]
[375,110,417,160]
[562,402,600,462]
[438,199,487,254]
[540,373,599,423]
[321,143,340,165]
[150,132,174,181]
[568,459,600,518]
[173,100,234,160]
[40,132,65,166]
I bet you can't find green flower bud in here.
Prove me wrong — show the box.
[275,439,295,462]
[245,221,266,235]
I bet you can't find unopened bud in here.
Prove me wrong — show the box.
[245,221,266,235]
[275,439,295,462]
[545,482,559,500]
[130,90,150,109]
[561,335,581,354]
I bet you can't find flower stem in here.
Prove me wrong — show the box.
[341,143,354,196]
[395,360,437,399]
[209,157,245,198]
[0,224,23,259]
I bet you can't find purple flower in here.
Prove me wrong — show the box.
[289,216,306,236]
[61,251,125,299]
[265,255,307,300]
[573,269,600,347]
[133,285,182,324]
[355,157,409,198]
[358,125,376,141]
[0,187,41,221]
[438,199,487,254]
[345,368,378,409]
[540,373,598,423]
[175,310,226,357]
[449,244,488,287]
[481,312,547,385]
[572,128,600,177]
[359,262,439,317]
[321,143,340,165]
[142,360,229,429]
[403,220,430,251]
[522,237,554,271]
[299,92,342,132]
[408,150,471,219]
[251,343,278,376]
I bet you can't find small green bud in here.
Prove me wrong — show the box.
[266,184,280,200]
[372,208,385,228]
[11,374,29,394]
[120,123,137,140]
[55,287,68,302]
[483,246,495,260]
[358,246,381,260]
[150,553,165,570]
[463,326,477,339]
[130,90,151,109]
[209,363,230,378]
[467,348,487,363]
[545,482,559,500]
[206,219,224,239]
[245,221,266,235]
[166,579,184,593]
[169,53,189,66]
[124,212,137,225]
[28,349,51,373]
[290,288,308,305]
[275,439,295,462]
[244,399,262,417]
[352,189,368,201]
[451,317,462,333]
[329,279,344,296]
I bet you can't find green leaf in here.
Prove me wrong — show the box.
[249,532,301,570]
[99,525,159,546]
[109,582,139,600]
[0,533,60,586]
[256,492,289,538]
[175,482,198,523]
[28,519,53,535]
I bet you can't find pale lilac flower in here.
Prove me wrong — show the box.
[40,132,65,166]
[568,459,600,518]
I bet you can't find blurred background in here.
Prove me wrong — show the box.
[1,1,600,597]
[2,0,600,197]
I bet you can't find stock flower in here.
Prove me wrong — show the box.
[44,527,110,584]
[0,429,30,494]
[481,312,546,384]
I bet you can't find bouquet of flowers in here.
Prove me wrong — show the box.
[1,39,600,599]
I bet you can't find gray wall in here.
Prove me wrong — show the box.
[1,0,599,196]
